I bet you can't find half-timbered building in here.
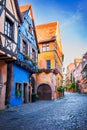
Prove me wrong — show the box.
[9,4,38,106]
[0,0,21,110]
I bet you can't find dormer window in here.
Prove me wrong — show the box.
[5,17,14,40]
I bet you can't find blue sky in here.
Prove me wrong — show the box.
[18,0,87,68]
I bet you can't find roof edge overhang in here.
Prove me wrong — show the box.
[14,0,23,23]
[38,37,56,44]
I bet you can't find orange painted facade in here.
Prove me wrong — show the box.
[35,22,64,99]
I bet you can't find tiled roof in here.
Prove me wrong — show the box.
[19,4,31,13]
[74,58,82,63]
[67,63,75,71]
[19,4,33,21]
[36,22,58,42]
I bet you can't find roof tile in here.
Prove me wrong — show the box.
[36,22,58,42]
[19,4,31,13]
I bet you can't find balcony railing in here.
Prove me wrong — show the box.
[0,32,17,58]
[17,52,38,73]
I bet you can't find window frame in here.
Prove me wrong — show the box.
[42,43,49,52]
[15,83,22,97]
[28,25,33,35]
[47,60,51,69]
[5,17,14,40]
[22,40,28,55]
[32,48,36,62]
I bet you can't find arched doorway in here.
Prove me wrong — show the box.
[37,84,52,100]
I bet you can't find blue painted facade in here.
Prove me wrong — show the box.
[9,5,38,106]
[9,64,30,106]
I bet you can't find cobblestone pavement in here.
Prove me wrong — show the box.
[0,92,87,130]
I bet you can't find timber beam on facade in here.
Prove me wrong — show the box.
[0,5,4,16]
[4,5,19,23]
[0,47,17,61]
[82,64,87,71]
[0,54,16,61]
[0,32,17,60]
[82,78,87,84]
[0,0,6,5]
[0,0,6,16]
[0,0,22,23]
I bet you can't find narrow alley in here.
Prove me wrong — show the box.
[0,92,87,130]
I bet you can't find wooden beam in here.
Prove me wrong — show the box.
[5,6,19,23]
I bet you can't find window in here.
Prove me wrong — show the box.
[22,40,28,54]
[28,25,33,35]
[5,17,14,39]
[42,43,49,52]
[47,60,51,69]
[32,49,36,62]
[15,83,22,98]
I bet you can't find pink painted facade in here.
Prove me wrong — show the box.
[0,0,21,110]
[0,61,7,110]
[73,63,82,82]
[81,52,87,93]
[66,63,75,85]
[36,72,57,99]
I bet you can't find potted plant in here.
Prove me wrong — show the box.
[57,86,64,97]
[53,68,59,74]
[33,61,38,65]
[16,89,22,98]
[45,69,51,74]
[24,54,30,60]
[35,94,39,100]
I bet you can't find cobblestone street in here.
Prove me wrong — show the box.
[0,92,87,130]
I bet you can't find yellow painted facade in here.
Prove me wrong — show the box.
[35,22,64,99]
